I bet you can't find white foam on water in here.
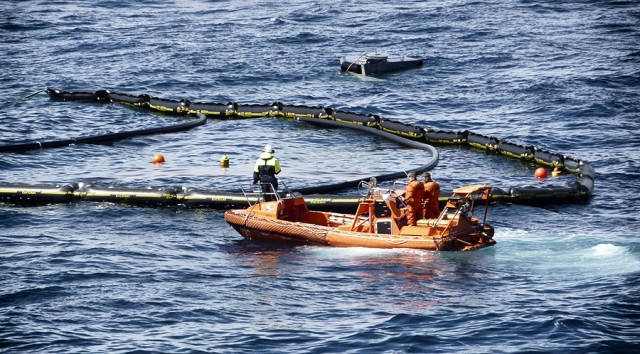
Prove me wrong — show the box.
[574,243,640,276]
[303,246,443,265]
[468,225,640,278]
[491,227,530,240]
[524,242,640,278]
[344,72,386,82]
[589,243,626,258]
[306,246,398,260]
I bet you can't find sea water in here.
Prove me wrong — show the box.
[1,1,639,352]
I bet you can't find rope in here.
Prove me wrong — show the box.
[23,88,45,100]
[241,203,259,235]
[344,52,368,74]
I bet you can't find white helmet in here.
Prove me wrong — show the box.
[263,144,274,153]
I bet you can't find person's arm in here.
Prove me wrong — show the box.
[253,159,260,183]
[405,182,415,204]
[274,159,281,175]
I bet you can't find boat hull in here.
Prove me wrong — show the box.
[225,209,495,251]
[340,54,423,75]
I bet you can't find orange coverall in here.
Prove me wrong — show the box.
[423,181,441,219]
[404,180,425,226]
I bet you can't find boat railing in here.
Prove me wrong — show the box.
[392,180,407,192]
[240,181,297,205]
[358,178,397,198]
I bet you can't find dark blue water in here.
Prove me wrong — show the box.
[1,1,639,352]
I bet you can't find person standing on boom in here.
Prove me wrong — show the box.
[253,144,281,201]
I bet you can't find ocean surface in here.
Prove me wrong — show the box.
[1,0,639,352]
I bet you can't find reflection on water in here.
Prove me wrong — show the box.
[226,241,506,311]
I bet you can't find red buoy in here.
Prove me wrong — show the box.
[534,167,547,179]
[152,153,165,164]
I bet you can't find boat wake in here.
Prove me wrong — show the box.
[308,246,402,259]
[543,243,638,277]
[589,243,627,258]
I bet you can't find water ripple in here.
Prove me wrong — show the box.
[2,0,640,352]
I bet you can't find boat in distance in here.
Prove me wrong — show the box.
[224,180,495,251]
[340,51,424,75]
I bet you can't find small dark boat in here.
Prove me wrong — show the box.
[340,51,423,75]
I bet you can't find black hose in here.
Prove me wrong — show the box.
[291,117,439,194]
[0,114,207,153]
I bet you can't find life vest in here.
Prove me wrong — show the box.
[253,152,281,181]
[424,181,440,205]
[405,180,425,207]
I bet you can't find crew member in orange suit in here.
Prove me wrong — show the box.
[421,172,441,219]
[403,171,424,226]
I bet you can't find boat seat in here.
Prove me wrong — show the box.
[399,225,427,236]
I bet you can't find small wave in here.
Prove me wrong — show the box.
[269,16,286,25]
[277,31,329,45]
[0,286,69,306]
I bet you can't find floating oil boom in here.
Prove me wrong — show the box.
[0,88,595,209]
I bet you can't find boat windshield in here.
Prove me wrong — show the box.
[366,57,387,64]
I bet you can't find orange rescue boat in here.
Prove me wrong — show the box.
[224,180,496,251]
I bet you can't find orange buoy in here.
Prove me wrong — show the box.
[534,167,547,179]
[552,166,561,177]
[152,153,165,164]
